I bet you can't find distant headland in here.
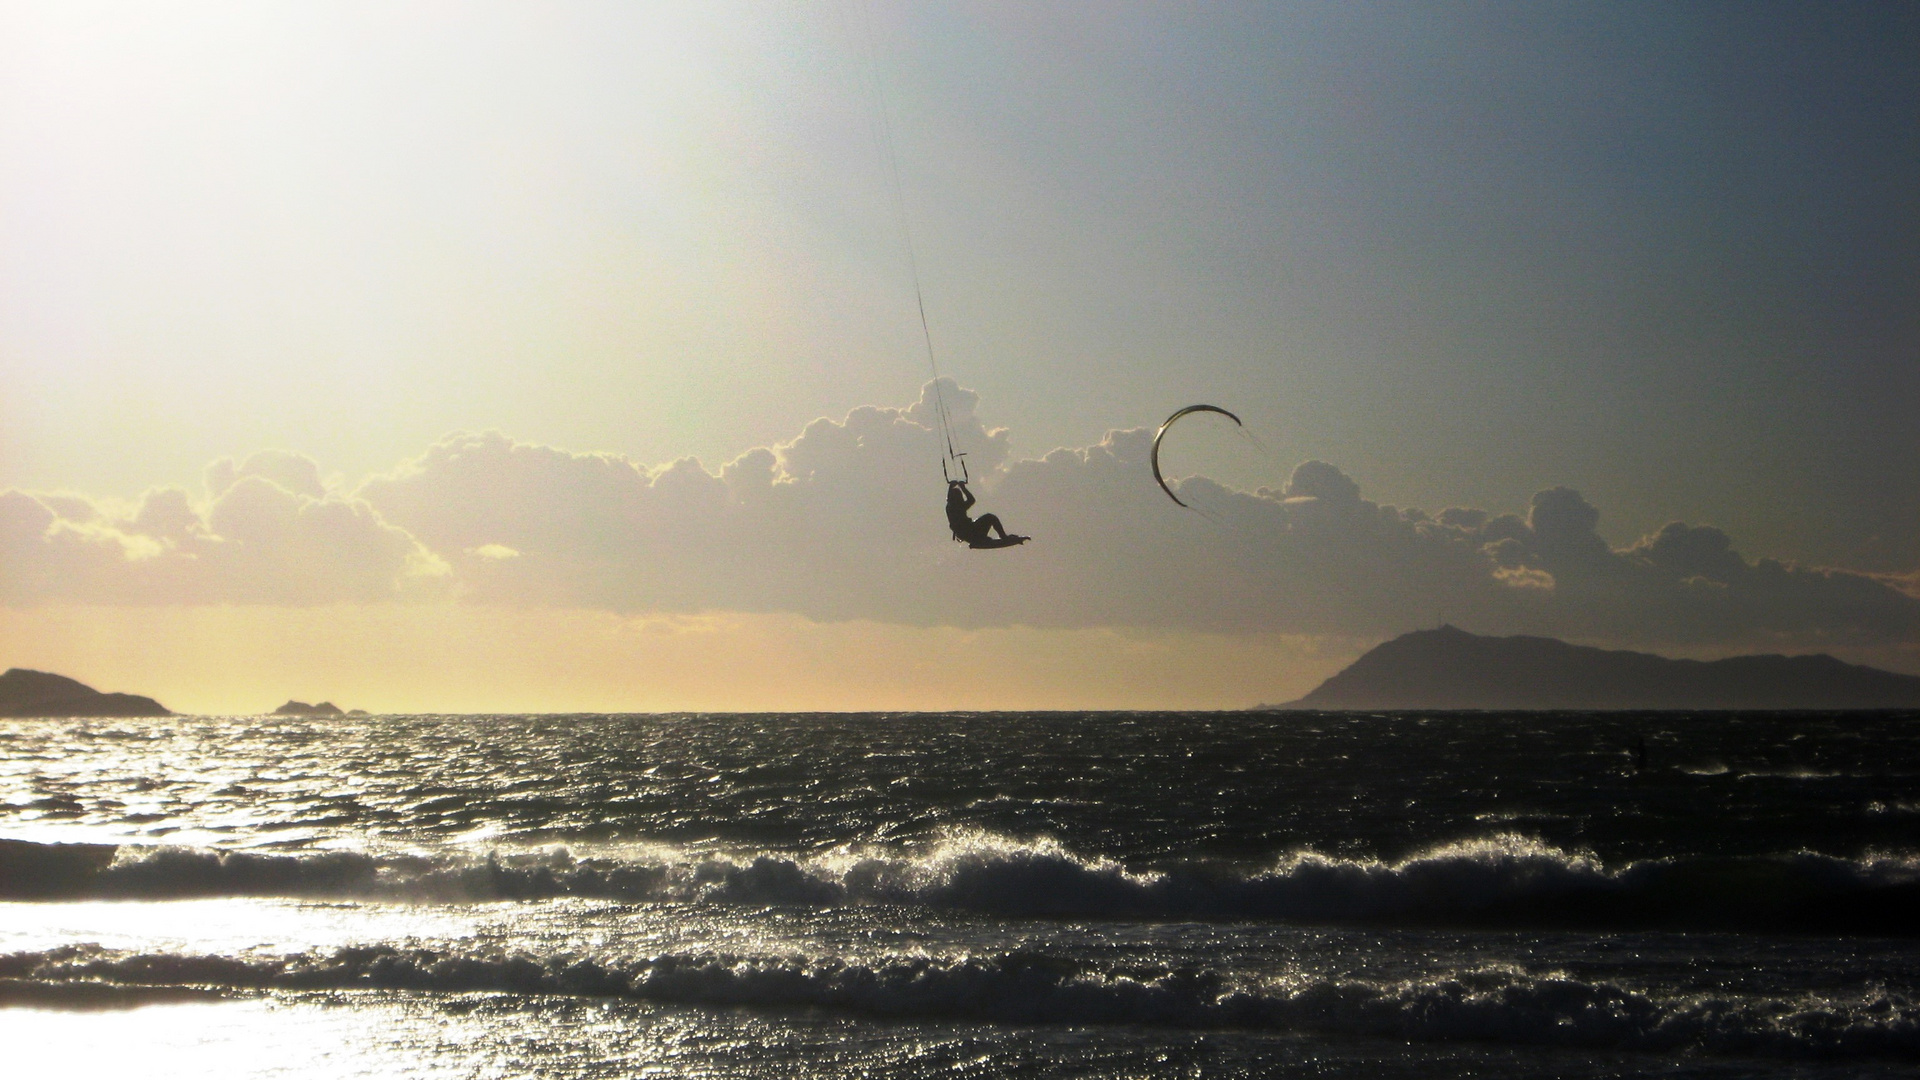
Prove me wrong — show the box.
[0,669,379,717]
[0,668,172,718]
[1282,626,1920,710]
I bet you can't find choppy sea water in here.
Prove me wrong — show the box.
[3,710,1919,1078]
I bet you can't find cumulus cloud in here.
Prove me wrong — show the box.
[4,385,1916,659]
[1,452,446,605]
[205,449,328,501]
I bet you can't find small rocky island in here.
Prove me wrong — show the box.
[1283,626,1920,710]
[0,668,172,717]
[274,700,345,716]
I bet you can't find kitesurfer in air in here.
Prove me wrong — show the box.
[947,480,1027,548]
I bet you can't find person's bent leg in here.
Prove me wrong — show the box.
[976,513,1007,540]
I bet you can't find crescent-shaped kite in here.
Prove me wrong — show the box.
[1151,404,1243,508]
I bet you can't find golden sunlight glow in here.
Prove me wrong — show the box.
[0,605,1358,713]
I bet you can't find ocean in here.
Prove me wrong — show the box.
[3,710,1918,1077]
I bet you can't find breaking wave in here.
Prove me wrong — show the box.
[5,942,1917,1058]
[4,833,1917,934]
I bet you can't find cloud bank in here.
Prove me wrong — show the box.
[2,450,446,606]
[5,383,1916,661]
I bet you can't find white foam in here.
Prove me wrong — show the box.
[8,943,1918,1058]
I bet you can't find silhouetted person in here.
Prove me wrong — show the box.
[1632,735,1649,773]
[946,481,1027,548]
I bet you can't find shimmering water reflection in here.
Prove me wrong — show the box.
[4,711,1919,1076]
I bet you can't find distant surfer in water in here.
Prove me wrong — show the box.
[947,481,1027,549]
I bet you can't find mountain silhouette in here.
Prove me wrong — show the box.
[1286,626,1920,710]
[0,668,172,717]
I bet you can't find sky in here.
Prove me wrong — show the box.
[3,1,1916,711]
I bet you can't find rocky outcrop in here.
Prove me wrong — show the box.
[273,700,345,716]
[0,668,172,718]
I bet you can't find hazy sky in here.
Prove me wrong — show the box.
[3,2,1916,709]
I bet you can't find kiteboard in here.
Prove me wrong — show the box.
[965,534,1029,550]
